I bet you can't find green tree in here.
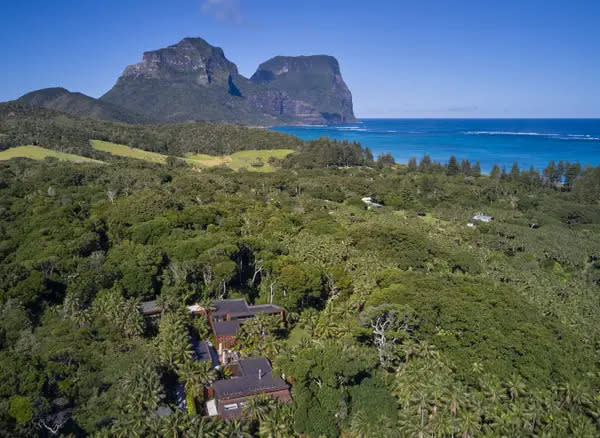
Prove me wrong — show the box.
[510,161,520,180]
[490,163,501,179]
[8,395,34,425]
[447,155,460,175]
[118,362,165,415]
[407,156,418,172]
[91,284,143,338]
[177,360,217,415]
[472,160,481,177]
[156,312,193,370]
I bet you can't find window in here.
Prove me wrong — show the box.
[223,403,238,411]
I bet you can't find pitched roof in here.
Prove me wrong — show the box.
[238,357,272,377]
[213,320,241,336]
[249,304,284,315]
[211,299,249,316]
[211,299,283,319]
[212,374,288,399]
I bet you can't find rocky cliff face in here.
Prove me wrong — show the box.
[251,56,356,124]
[100,37,356,125]
[120,38,238,85]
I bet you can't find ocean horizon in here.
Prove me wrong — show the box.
[272,118,600,173]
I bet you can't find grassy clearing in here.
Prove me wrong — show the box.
[228,149,294,172]
[0,146,104,163]
[91,140,169,164]
[92,140,294,172]
[184,153,229,167]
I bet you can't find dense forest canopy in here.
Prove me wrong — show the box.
[1,108,600,436]
[0,103,302,158]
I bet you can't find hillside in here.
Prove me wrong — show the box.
[17,88,153,124]
[0,102,302,159]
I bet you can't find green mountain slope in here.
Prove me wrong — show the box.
[0,102,302,158]
[18,87,153,124]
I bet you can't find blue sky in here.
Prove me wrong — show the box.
[1,0,599,117]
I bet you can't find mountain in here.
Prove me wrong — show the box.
[250,55,355,124]
[17,87,152,124]
[100,37,356,125]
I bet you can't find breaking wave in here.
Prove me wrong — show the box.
[465,131,600,141]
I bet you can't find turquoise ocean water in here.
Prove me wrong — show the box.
[272,119,600,173]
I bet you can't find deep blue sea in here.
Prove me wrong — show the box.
[272,119,600,173]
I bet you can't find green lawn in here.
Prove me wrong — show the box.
[91,140,170,164]
[0,145,104,164]
[92,140,293,172]
[228,149,294,172]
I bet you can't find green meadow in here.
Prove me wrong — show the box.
[92,140,293,171]
[0,145,103,163]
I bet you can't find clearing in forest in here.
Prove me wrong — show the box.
[0,145,104,163]
[92,140,293,172]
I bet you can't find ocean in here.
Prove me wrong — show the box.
[271,119,600,173]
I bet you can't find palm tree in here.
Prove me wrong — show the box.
[298,308,318,336]
[184,416,222,438]
[348,410,373,437]
[314,317,342,339]
[243,394,276,424]
[471,362,484,376]
[504,374,527,401]
[443,387,468,417]
[156,312,194,370]
[523,393,547,433]
[459,410,481,438]
[262,336,282,359]
[399,413,430,438]
[158,410,188,438]
[481,378,506,405]
[178,360,217,415]
[218,419,252,438]
[414,341,438,360]
[432,411,457,438]
[119,363,165,415]
[258,404,296,438]
[401,338,418,363]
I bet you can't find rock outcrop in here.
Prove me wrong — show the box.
[251,55,355,124]
[100,37,356,125]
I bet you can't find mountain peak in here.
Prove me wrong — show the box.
[120,37,238,84]
[98,38,356,124]
[252,55,341,82]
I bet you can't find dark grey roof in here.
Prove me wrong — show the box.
[213,320,241,336]
[211,299,283,319]
[212,374,288,399]
[212,299,249,316]
[193,340,214,363]
[249,304,283,315]
[238,357,272,377]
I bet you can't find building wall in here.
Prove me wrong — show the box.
[215,334,237,350]
[216,388,292,419]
